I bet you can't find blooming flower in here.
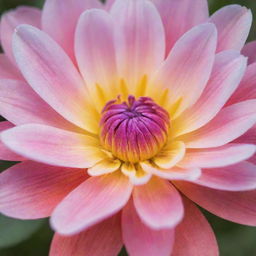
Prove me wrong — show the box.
[0,0,256,255]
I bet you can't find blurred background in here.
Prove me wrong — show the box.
[0,0,256,255]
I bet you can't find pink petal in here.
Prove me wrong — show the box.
[173,50,247,136]
[50,214,122,256]
[0,121,24,161]
[110,0,165,88]
[242,129,256,166]
[51,172,133,235]
[234,125,256,165]
[42,0,102,62]
[141,161,201,181]
[0,54,23,79]
[172,197,218,256]
[210,5,252,52]
[234,125,256,145]
[182,100,256,148]
[1,124,105,168]
[249,155,256,165]
[0,161,87,219]
[13,25,97,133]
[178,143,256,168]
[0,79,82,131]
[133,177,184,229]
[242,41,256,64]
[194,161,256,191]
[0,6,41,63]
[75,9,117,97]
[152,0,209,55]
[105,0,115,10]
[122,199,175,256]
[175,181,256,226]
[228,63,256,105]
[153,23,217,117]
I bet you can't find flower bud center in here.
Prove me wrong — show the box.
[100,96,170,163]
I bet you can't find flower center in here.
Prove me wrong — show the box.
[100,95,170,163]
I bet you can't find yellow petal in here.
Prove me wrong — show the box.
[88,158,121,176]
[153,141,185,169]
[121,162,137,177]
[121,163,152,185]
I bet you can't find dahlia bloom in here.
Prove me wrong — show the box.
[0,0,256,255]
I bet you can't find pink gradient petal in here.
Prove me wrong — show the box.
[249,155,256,165]
[0,54,22,79]
[0,121,24,161]
[235,125,256,171]
[75,9,117,92]
[178,144,256,168]
[50,214,122,256]
[111,0,165,88]
[51,172,133,235]
[133,177,184,229]
[175,181,256,226]
[242,41,256,64]
[0,6,41,63]
[0,79,82,131]
[105,0,115,10]
[210,5,252,52]
[172,197,218,256]
[122,199,175,256]
[173,50,247,136]
[194,161,256,191]
[182,100,256,148]
[0,161,87,219]
[141,162,201,181]
[153,23,217,116]
[234,125,256,145]
[152,0,209,55]
[13,25,97,133]
[1,124,105,168]
[228,63,256,105]
[42,0,102,62]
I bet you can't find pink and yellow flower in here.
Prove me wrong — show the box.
[0,0,256,255]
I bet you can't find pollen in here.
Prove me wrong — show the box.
[100,95,170,163]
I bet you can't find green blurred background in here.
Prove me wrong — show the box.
[0,0,256,255]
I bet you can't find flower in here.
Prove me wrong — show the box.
[0,0,256,255]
